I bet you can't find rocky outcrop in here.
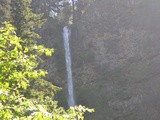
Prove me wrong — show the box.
[71,0,160,119]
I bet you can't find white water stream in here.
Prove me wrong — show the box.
[63,26,75,107]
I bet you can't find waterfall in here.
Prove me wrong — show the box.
[63,26,75,107]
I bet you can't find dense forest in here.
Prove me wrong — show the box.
[1,0,160,120]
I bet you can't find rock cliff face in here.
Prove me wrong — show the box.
[71,0,160,119]
[38,0,160,119]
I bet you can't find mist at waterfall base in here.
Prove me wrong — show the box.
[63,26,75,107]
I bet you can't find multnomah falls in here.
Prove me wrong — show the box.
[63,26,75,107]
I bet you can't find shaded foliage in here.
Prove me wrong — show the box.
[11,0,45,41]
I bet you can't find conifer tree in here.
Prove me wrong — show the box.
[11,0,45,42]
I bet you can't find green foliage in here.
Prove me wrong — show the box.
[0,22,94,120]
[0,22,52,119]
[11,0,45,41]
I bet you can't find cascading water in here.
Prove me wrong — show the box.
[63,26,75,107]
